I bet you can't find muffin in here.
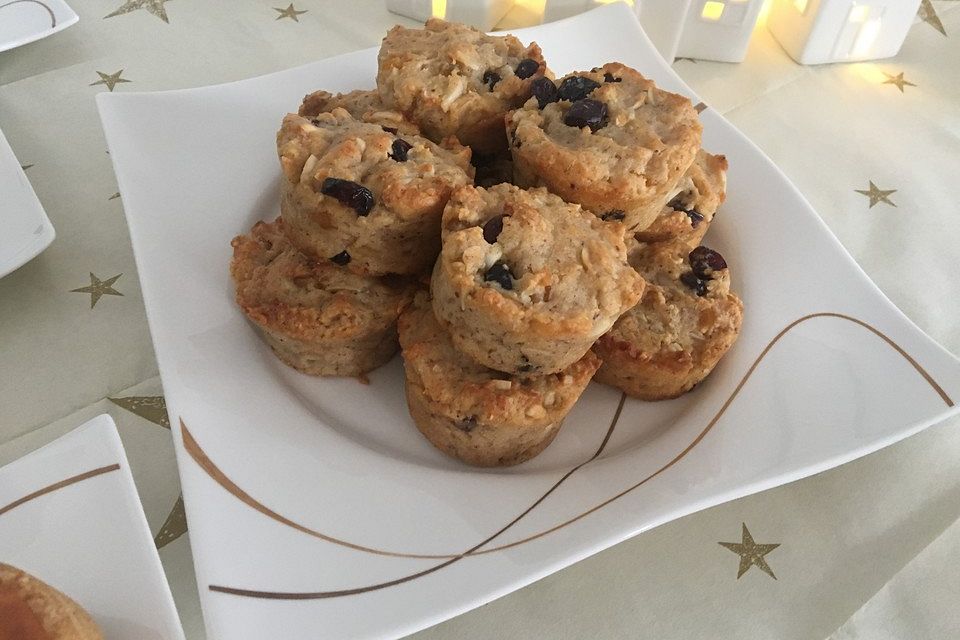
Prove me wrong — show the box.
[230,217,418,376]
[298,88,421,136]
[0,563,103,640]
[593,240,743,400]
[432,184,645,375]
[634,150,728,246]
[399,293,601,467]
[506,62,702,231]
[377,18,549,154]
[277,110,473,275]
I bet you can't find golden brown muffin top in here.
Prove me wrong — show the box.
[438,183,645,337]
[298,88,421,136]
[610,239,742,355]
[637,149,728,244]
[399,293,600,425]
[277,110,474,221]
[230,218,417,341]
[376,18,548,144]
[507,62,701,210]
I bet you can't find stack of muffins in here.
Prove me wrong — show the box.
[230,18,743,467]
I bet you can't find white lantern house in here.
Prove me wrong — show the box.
[386,0,517,31]
[674,0,766,63]
[767,0,923,65]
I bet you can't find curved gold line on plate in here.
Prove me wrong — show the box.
[0,464,121,518]
[0,0,57,27]
[198,312,953,599]
[183,393,626,561]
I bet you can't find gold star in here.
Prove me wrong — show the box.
[104,0,171,23]
[882,72,916,93]
[855,181,897,208]
[90,70,131,92]
[109,395,169,428]
[918,0,946,36]
[70,273,124,309]
[153,495,187,549]
[719,523,780,579]
[274,3,307,21]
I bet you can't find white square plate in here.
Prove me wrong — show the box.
[97,4,960,639]
[0,126,55,279]
[0,0,78,53]
[0,415,185,639]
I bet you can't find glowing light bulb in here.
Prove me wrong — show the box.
[852,17,883,56]
[848,4,869,23]
[701,1,726,21]
[431,0,446,19]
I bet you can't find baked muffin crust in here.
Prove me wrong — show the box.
[278,110,473,275]
[400,293,600,466]
[433,184,645,374]
[507,62,702,231]
[377,18,548,153]
[635,149,728,246]
[298,88,421,136]
[231,218,417,376]
[594,239,742,399]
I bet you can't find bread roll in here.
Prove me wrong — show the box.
[0,563,103,640]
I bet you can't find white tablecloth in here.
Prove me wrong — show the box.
[1,1,958,638]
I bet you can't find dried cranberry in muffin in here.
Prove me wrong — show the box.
[563,98,608,132]
[556,75,601,102]
[319,178,375,216]
[329,250,351,266]
[531,77,559,109]
[482,214,507,243]
[389,138,413,162]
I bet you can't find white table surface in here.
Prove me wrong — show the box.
[1,1,958,638]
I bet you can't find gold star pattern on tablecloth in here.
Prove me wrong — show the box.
[274,3,307,21]
[90,70,131,92]
[105,0,171,23]
[70,273,124,308]
[109,395,170,428]
[856,181,897,208]
[154,495,187,549]
[882,72,916,93]
[719,523,780,579]
[918,0,946,36]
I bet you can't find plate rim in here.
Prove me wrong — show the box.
[0,0,79,54]
[0,127,56,278]
[0,414,186,640]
